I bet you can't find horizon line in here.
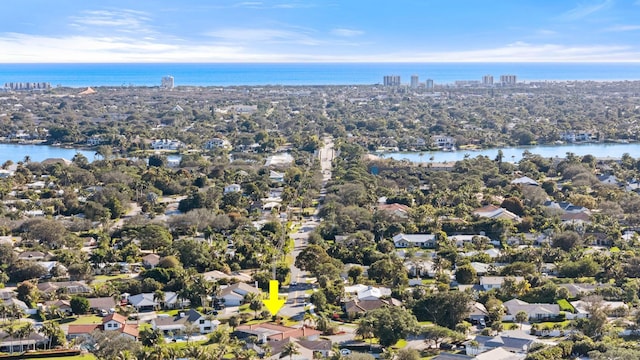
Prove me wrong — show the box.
[2,60,640,64]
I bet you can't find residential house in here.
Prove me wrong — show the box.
[343,290,401,317]
[404,259,435,278]
[479,277,524,291]
[18,250,48,261]
[465,334,534,356]
[468,262,492,276]
[233,323,321,343]
[219,283,261,306]
[68,312,139,341]
[376,203,411,219]
[393,233,436,248]
[461,248,501,259]
[472,205,521,222]
[502,299,560,321]
[44,299,73,315]
[202,270,253,283]
[266,338,332,360]
[510,176,539,186]
[3,298,31,314]
[224,183,242,194]
[37,281,92,295]
[204,138,231,150]
[86,135,104,146]
[127,291,190,312]
[431,135,456,150]
[151,139,184,150]
[152,309,220,335]
[450,234,491,248]
[142,253,161,268]
[0,329,47,353]
[269,170,285,183]
[558,283,601,299]
[597,174,620,186]
[468,302,489,323]
[571,300,628,319]
[88,297,117,313]
[344,284,392,299]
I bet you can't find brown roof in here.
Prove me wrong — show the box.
[142,253,161,265]
[103,312,127,325]
[235,323,321,341]
[377,203,410,213]
[88,297,116,310]
[67,324,100,334]
[120,324,139,338]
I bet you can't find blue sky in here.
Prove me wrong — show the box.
[1,0,640,62]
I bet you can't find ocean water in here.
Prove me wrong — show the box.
[1,63,640,87]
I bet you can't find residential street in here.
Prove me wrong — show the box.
[281,137,333,320]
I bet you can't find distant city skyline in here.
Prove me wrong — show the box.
[1,0,640,63]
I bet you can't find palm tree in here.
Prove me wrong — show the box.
[282,341,300,360]
[184,345,205,359]
[165,347,183,360]
[303,310,316,327]
[5,326,17,354]
[115,350,138,360]
[21,323,35,351]
[515,311,528,330]
[153,290,165,310]
[40,322,59,350]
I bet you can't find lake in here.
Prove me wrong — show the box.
[0,143,96,164]
[379,142,640,163]
[1,141,638,166]
[0,143,184,165]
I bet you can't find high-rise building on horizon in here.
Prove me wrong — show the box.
[500,74,517,85]
[482,75,494,85]
[410,74,419,88]
[383,75,401,86]
[161,75,174,89]
[425,79,434,89]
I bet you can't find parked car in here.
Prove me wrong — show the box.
[478,319,486,329]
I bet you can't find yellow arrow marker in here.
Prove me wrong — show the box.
[263,280,286,315]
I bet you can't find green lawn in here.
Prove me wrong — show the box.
[39,355,96,360]
[57,315,103,325]
[163,338,209,350]
[533,320,572,329]
[393,339,408,349]
[92,274,130,283]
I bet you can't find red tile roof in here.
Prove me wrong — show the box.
[103,312,127,325]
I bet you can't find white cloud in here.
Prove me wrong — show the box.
[70,9,155,35]
[561,0,614,20]
[206,28,321,45]
[0,31,639,63]
[331,28,364,37]
[604,24,640,32]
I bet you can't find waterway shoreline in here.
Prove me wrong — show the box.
[376,141,640,164]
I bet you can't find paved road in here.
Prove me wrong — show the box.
[280,137,334,320]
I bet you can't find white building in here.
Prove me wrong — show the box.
[205,138,232,150]
[161,76,174,89]
[151,139,184,150]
